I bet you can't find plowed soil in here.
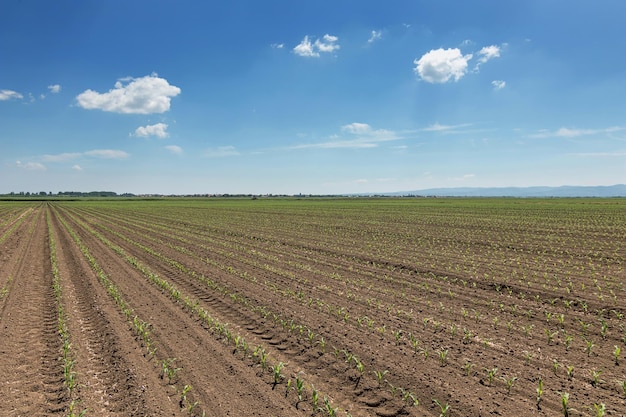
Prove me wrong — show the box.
[0,199,624,416]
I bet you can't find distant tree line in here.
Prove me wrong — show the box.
[1,191,135,197]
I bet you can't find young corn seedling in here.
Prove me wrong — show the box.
[161,358,181,384]
[179,384,192,408]
[285,378,292,398]
[545,328,558,345]
[354,357,365,387]
[566,365,574,381]
[295,376,305,408]
[585,339,595,357]
[502,375,517,395]
[433,398,450,416]
[552,359,560,376]
[462,361,474,376]
[614,345,621,365]
[316,337,326,354]
[564,334,573,351]
[438,349,449,367]
[592,402,606,417]
[485,367,498,386]
[311,385,319,411]
[590,368,602,387]
[559,392,570,417]
[373,369,388,385]
[323,396,337,417]
[393,329,402,345]
[271,362,285,388]
[600,319,609,340]
[536,378,544,409]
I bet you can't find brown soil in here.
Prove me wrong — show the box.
[1,200,625,416]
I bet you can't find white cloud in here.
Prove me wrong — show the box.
[367,30,382,44]
[72,165,83,171]
[84,149,130,159]
[134,122,169,138]
[271,43,284,49]
[76,74,181,114]
[414,48,473,83]
[204,146,239,158]
[531,126,625,138]
[293,36,317,57]
[293,34,340,57]
[477,45,501,63]
[291,123,399,150]
[165,145,183,155]
[0,89,23,101]
[48,84,61,93]
[16,161,46,171]
[42,152,82,162]
[422,123,472,132]
[492,80,506,90]
[341,122,373,134]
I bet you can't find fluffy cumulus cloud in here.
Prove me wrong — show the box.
[414,48,473,83]
[48,84,61,93]
[0,89,23,101]
[76,74,181,114]
[477,45,501,64]
[134,122,169,138]
[492,80,506,90]
[293,34,340,57]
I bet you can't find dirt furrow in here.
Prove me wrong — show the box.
[0,205,66,416]
[48,206,181,416]
[55,205,304,417]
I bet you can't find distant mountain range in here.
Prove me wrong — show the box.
[383,184,626,197]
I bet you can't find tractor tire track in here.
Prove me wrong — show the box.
[0,205,66,416]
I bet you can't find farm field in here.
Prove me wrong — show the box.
[0,198,625,416]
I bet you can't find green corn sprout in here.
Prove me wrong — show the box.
[593,402,606,417]
[271,362,285,387]
[614,345,621,365]
[316,337,326,354]
[393,329,402,345]
[433,398,450,416]
[560,392,570,417]
[311,385,319,410]
[295,376,305,404]
[161,358,181,384]
[590,368,602,387]
[373,369,388,385]
[566,365,574,380]
[462,361,474,376]
[323,396,337,416]
[502,375,517,394]
[285,378,292,397]
[179,384,192,408]
[438,349,448,367]
[485,367,498,385]
[536,378,544,408]
[552,359,560,375]
[585,339,595,357]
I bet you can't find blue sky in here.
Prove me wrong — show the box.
[1,1,625,195]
